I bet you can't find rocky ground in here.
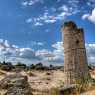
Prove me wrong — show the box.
[0,70,95,95]
[0,72,33,95]
[0,70,65,95]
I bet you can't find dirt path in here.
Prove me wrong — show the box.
[81,90,95,95]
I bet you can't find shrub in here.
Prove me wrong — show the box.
[27,71,36,77]
[15,62,27,69]
[0,62,14,71]
[35,62,43,70]
[49,88,60,95]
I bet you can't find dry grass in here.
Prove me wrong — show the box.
[0,69,95,95]
[27,71,36,77]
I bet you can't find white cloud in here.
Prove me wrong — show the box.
[86,0,95,8]
[30,41,44,46]
[21,0,44,7]
[44,19,56,23]
[33,14,57,24]
[28,0,36,6]
[24,0,85,25]
[4,40,10,47]
[26,18,32,23]
[38,13,57,23]
[85,44,95,64]
[0,40,46,64]
[21,1,28,6]
[82,8,95,24]
[19,48,35,59]
[88,57,95,64]
[51,42,95,64]
[0,39,41,62]
[37,42,44,46]
[57,12,71,19]
[34,22,43,26]
[23,0,95,26]
[82,14,90,20]
[52,42,63,50]
[35,48,64,65]
[68,0,79,4]
[36,49,53,57]
[58,5,68,12]
[86,44,95,56]
[30,11,71,25]
[26,5,73,25]
[88,8,95,23]
[0,39,94,65]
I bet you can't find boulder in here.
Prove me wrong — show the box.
[0,74,33,95]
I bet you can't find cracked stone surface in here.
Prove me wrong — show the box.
[0,74,33,95]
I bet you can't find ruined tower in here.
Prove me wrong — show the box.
[61,21,89,86]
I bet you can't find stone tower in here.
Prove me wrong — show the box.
[61,21,89,86]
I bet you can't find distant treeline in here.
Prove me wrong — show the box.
[0,61,63,72]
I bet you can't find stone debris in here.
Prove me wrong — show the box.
[0,74,33,95]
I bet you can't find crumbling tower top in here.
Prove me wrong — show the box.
[61,21,84,36]
[61,21,77,30]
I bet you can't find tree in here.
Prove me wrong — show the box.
[35,62,43,70]
[49,64,54,70]
[0,62,14,71]
[30,64,35,69]
[15,62,27,69]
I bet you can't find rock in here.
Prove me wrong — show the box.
[0,74,33,95]
[59,84,76,95]
[5,87,32,95]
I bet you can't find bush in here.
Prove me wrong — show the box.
[15,62,27,69]
[27,71,36,77]
[50,88,60,95]
[0,62,14,71]
[35,62,43,70]
[75,76,92,94]
[30,64,35,69]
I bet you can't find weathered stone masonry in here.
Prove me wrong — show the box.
[61,21,89,86]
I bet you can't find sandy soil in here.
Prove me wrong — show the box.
[0,69,95,95]
[27,70,65,90]
[80,70,95,95]
[0,70,65,95]
[19,70,65,91]
[81,89,95,95]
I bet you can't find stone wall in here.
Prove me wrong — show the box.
[62,21,89,86]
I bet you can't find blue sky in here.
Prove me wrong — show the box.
[0,0,95,65]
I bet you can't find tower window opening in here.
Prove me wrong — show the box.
[76,40,79,45]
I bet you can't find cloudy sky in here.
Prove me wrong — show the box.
[0,0,95,65]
